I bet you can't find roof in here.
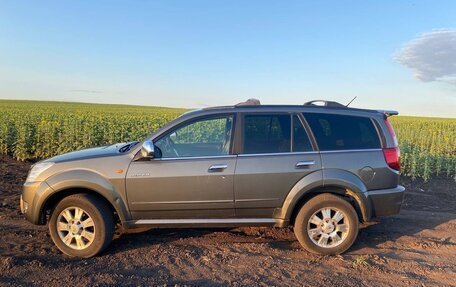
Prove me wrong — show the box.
[185,99,398,118]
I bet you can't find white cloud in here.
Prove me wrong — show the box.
[395,29,456,84]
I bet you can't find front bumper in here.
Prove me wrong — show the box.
[366,185,405,217]
[21,181,54,224]
[20,195,28,214]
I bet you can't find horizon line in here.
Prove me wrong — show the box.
[0,98,454,119]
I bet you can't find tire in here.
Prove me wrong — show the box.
[49,194,115,258]
[294,193,359,255]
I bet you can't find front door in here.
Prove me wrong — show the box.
[126,114,236,219]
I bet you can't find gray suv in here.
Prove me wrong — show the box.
[21,99,404,258]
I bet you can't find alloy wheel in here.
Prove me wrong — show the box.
[56,206,96,250]
[307,207,349,248]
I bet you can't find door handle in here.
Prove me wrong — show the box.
[295,160,315,168]
[208,164,228,172]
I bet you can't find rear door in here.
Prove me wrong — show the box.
[233,113,322,218]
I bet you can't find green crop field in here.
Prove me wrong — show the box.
[0,100,185,161]
[390,116,456,181]
[0,99,455,181]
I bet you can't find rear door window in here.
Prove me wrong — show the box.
[242,114,313,154]
[292,115,313,152]
[243,114,291,154]
[304,113,380,150]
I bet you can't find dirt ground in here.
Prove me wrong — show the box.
[0,154,455,287]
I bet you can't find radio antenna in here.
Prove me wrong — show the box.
[346,96,357,107]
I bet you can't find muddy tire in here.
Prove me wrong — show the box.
[49,194,115,258]
[294,193,359,255]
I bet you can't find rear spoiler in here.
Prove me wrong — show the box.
[377,110,399,117]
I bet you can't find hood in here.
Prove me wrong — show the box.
[45,142,132,163]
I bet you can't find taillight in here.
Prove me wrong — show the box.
[384,117,398,147]
[383,117,400,171]
[383,147,400,171]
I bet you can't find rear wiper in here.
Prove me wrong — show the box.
[119,141,139,153]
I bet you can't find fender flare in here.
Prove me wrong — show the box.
[276,170,323,220]
[36,169,131,223]
[322,169,372,221]
[278,169,371,222]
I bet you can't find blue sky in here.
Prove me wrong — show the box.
[1,1,455,117]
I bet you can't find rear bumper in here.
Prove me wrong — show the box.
[366,185,405,218]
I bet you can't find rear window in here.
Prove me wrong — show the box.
[304,113,380,150]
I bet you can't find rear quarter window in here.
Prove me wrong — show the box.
[304,113,380,150]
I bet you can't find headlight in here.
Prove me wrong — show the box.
[26,162,54,183]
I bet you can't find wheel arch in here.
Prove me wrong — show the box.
[36,169,131,225]
[278,170,372,224]
[287,186,368,226]
[40,187,122,225]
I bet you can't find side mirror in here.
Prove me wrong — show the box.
[140,140,155,158]
[169,132,177,142]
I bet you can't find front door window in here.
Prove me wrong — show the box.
[155,115,234,158]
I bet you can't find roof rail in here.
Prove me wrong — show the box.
[235,98,261,107]
[303,100,346,108]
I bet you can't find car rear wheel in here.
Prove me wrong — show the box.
[294,193,359,255]
[49,194,115,258]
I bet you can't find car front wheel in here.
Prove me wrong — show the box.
[49,194,115,258]
[294,193,359,255]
